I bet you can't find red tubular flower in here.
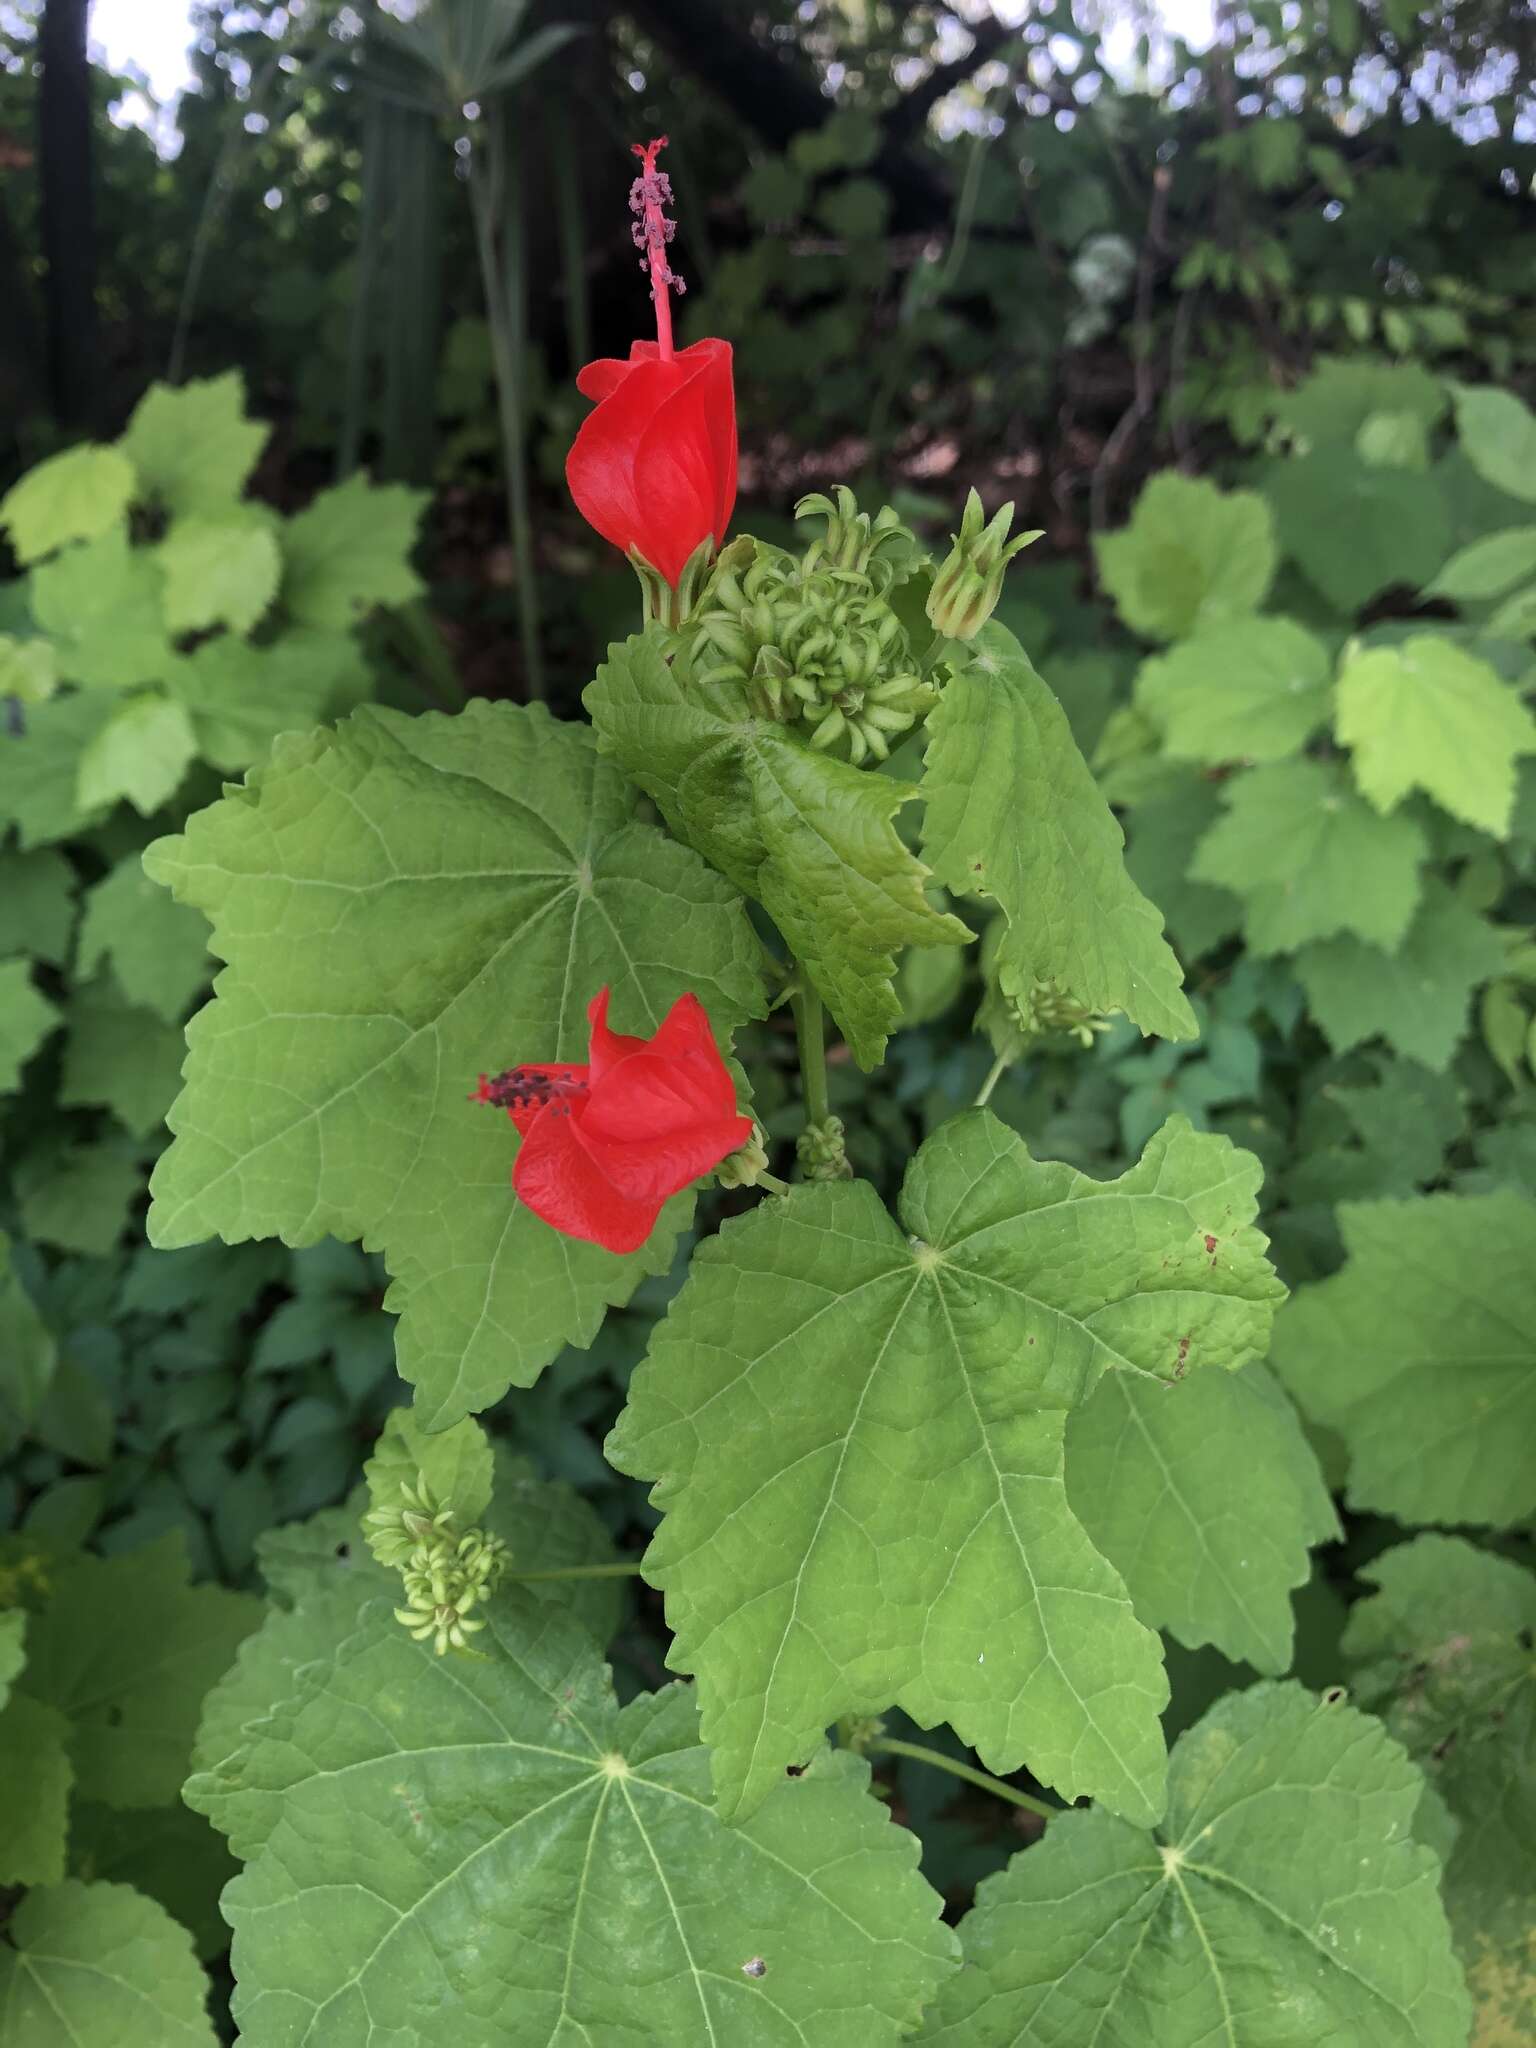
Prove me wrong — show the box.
[474,988,751,1254]
[565,138,738,592]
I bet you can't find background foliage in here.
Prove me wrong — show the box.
[0,0,1533,2041]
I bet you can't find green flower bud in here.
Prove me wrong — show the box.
[926,490,1042,642]
[797,1115,853,1182]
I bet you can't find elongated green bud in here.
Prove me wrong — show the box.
[926,490,1042,642]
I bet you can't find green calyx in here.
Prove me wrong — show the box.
[628,534,718,631]
[926,488,1042,642]
[687,490,935,766]
[363,1475,510,1657]
[716,1122,772,1190]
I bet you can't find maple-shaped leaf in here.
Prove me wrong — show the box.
[159,509,283,636]
[1295,883,1505,1071]
[1272,1191,1536,1526]
[1190,755,1427,954]
[279,472,427,627]
[1065,1362,1336,1675]
[145,700,766,1425]
[76,691,198,818]
[0,958,60,1092]
[121,370,269,518]
[16,1532,260,1807]
[78,852,210,1023]
[1335,634,1536,837]
[922,624,1195,1041]
[0,692,113,849]
[918,1682,1470,2048]
[0,847,76,964]
[1095,472,1276,642]
[60,980,185,1139]
[197,1594,956,2047]
[609,1108,1283,1825]
[14,1135,142,1257]
[0,1881,217,2045]
[29,524,175,689]
[1267,446,1452,614]
[588,629,967,1068]
[1134,616,1331,764]
[0,444,136,563]
[1342,1535,1536,2036]
[165,629,369,774]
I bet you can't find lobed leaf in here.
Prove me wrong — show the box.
[1095,473,1276,642]
[145,700,767,1425]
[0,1880,217,2045]
[121,370,269,517]
[609,1108,1284,1824]
[1134,616,1331,764]
[0,445,136,563]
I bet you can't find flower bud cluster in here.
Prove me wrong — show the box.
[1012,978,1113,1050]
[689,490,935,766]
[796,1115,853,1181]
[363,1477,510,1658]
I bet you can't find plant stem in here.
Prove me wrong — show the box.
[974,1054,1009,1107]
[507,1562,645,1583]
[870,1737,1059,1822]
[756,1170,791,1198]
[467,108,546,702]
[791,981,830,1130]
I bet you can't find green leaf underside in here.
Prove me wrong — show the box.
[587,630,967,1068]
[0,1881,217,2046]
[1065,1362,1335,1676]
[1295,884,1505,1071]
[1342,1535,1536,1987]
[608,1108,1283,1825]
[918,1682,1470,2048]
[200,1596,956,2048]
[1335,635,1536,838]
[17,1532,260,1807]
[1134,618,1331,765]
[923,625,1195,1040]
[1272,1192,1536,1526]
[1095,474,1276,642]
[145,700,766,1426]
[1190,756,1426,955]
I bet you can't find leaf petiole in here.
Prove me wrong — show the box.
[869,1736,1060,1822]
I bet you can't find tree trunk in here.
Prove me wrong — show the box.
[37,0,97,430]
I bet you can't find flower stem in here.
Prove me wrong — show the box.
[791,981,831,1131]
[506,1562,646,1583]
[974,1054,1009,1108]
[870,1736,1059,1821]
[756,1170,791,1198]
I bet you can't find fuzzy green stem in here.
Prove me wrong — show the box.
[974,1054,1009,1108]
[870,1737,1059,1821]
[791,982,831,1132]
[756,1170,791,1198]
[506,1562,645,1583]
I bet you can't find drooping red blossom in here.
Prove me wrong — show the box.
[565,138,737,590]
[474,988,751,1254]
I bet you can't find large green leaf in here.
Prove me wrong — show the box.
[0,1881,217,2045]
[1295,883,1505,1070]
[1065,1363,1335,1675]
[121,370,269,517]
[922,625,1195,1040]
[201,1595,956,2046]
[1134,617,1331,764]
[610,1109,1283,1825]
[17,1532,260,1806]
[1190,756,1426,954]
[1335,635,1536,838]
[1343,1536,1536,2036]
[145,700,766,1426]
[588,630,967,1067]
[1268,446,1452,613]
[0,445,136,563]
[918,1682,1469,2047]
[279,472,427,627]
[1272,1191,1536,1526]
[1095,473,1276,642]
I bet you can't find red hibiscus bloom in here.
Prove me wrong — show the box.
[474,988,751,1254]
[565,138,737,591]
